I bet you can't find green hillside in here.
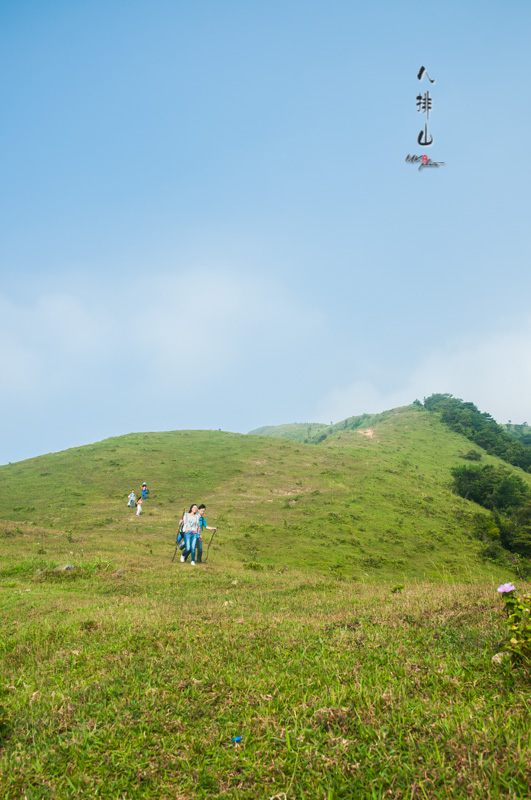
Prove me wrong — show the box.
[1,404,528,582]
[3,404,531,798]
[248,411,385,445]
[247,422,327,443]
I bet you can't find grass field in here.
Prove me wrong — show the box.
[1,405,530,797]
[1,564,530,798]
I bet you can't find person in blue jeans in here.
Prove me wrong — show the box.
[180,504,200,565]
[196,504,217,564]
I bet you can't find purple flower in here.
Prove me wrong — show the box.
[497,583,516,594]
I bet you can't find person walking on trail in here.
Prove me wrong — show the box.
[141,482,149,500]
[196,504,217,564]
[127,491,136,508]
[182,504,218,563]
[136,497,143,516]
[180,504,200,565]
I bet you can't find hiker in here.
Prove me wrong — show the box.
[196,504,217,564]
[141,482,149,500]
[127,491,136,508]
[180,504,200,565]
[182,503,218,563]
[136,496,143,516]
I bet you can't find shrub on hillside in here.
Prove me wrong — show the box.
[451,464,530,512]
[479,541,509,564]
[424,394,531,471]
[497,583,531,669]
[460,449,482,461]
[495,503,531,558]
[453,468,531,563]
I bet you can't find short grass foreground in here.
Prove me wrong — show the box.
[1,565,530,799]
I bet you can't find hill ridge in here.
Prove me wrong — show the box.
[1,403,527,582]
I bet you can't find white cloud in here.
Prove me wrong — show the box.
[129,271,252,377]
[34,294,108,356]
[117,268,326,388]
[2,275,531,464]
[0,269,325,405]
[317,319,531,425]
[0,334,41,395]
[0,292,111,399]
[4,278,530,432]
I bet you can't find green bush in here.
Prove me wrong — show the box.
[498,583,531,668]
[461,449,482,461]
[243,561,264,571]
[451,464,530,512]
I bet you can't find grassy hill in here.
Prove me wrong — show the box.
[1,404,528,582]
[248,412,386,445]
[2,404,531,798]
[247,422,327,443]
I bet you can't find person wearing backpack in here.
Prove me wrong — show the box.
[175,512,186,552]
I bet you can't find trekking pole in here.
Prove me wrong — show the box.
[171,508,186,562]
[203,528,218,564]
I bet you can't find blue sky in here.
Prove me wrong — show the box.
[1,0,530,464]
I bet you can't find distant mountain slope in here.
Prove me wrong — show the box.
[503,423,531,447]
[423,394,531,471]
[248,423,327,443]
[1,406,528,582]
[249,409,402,445]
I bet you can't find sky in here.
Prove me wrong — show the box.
[1,0,531,464]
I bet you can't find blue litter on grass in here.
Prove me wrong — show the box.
[232,736,242,743]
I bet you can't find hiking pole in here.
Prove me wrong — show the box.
[203,528,218,564]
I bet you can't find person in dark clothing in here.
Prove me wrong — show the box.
[196,504,217,564]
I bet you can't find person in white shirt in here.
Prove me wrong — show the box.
[180,504,200,565]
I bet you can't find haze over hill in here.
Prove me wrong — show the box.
[1,403,528,582]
